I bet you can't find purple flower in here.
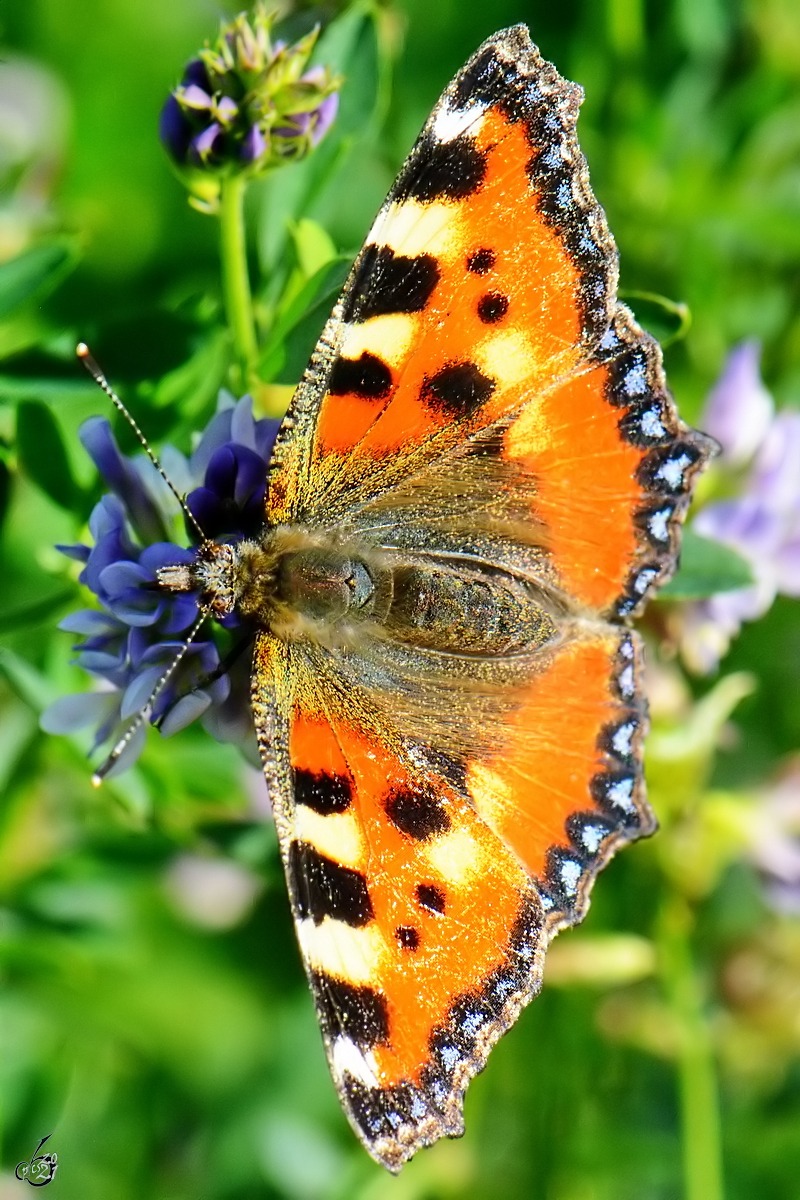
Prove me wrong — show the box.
[240,123,267,163]
[159,93,194,166]
[187,444,269,538]
[180,84,213,112]
[159,60,215,166]
[747,760,800,915]
[274,91,340,149]
[79,417,169,545]
[159,11,341,183]
[679,345,800,673]
[42,392,280,776]
[701,340,774,467]
[308,91,339,146]
[191,121,224,165]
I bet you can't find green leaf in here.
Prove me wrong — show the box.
[0,240,81,320]
[0,587,78,634]
[0,458,10,534]
[259,256,350,382]
[290,218,337,279]
[659,528,754,599]
[258,4,384,277]
[16,399,83,512]
[149,328,230,418]
[0,313,50,362]
[0,375,97,404]
[0,646,60,713]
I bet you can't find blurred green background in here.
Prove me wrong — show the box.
[1,1,800,1197]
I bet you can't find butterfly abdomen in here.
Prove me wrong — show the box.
[243,530,559,656]
[385,562,556,653]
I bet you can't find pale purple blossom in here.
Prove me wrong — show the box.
[164,853,263,929]
[680,344,800,673]
[178,83,213,111]
[701,340,774,466]
[748,760,800,915]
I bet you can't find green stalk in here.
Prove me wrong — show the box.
[660,896,725,1200]
[219,174,258,389]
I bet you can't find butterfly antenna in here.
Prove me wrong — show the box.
[91,607,210,786]
[76,342,209,546]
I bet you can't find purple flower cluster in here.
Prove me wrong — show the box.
[159,10,340,177]
[41,393,280,776]
[680,342,800,672]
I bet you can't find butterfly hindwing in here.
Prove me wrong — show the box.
[251,610,650,1169]
[251,630,544,1172]
[464,625,651,930]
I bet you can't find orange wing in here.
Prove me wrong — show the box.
[252,620,645,1171]
[266,25,614,521]
[265,25,712,619]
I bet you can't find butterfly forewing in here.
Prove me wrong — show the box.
[266,25,615,523]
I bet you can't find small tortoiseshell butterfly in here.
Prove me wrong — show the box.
[152,26,711,1171]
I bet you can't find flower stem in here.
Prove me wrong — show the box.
[219,174,258,390]
[660,896,725,1200]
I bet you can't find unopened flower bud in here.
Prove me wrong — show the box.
[159,3,341,201]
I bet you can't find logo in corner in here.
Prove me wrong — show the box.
[15,1134,58,1187]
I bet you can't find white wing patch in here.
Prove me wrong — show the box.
[294,806,366,869]
[425,826,487,885]
[432,98,488,143]
[332,1036,381,1088]
[368,199,464,260]
[339,312,421,370]
[478,328,537,389]
[297,917,387,985]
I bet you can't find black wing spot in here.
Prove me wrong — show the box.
[289,841,373,927]
[385,785,451,841]
[394,133,488,203]
[477,292,509,324]
[342,245,440,323]
[329,352,392,400]
[396,926,420,951]
[416,882,446,913]
[312,972,389,1047]
[467,247,495,274]
[293,768,352,814]
[419,361,496,418]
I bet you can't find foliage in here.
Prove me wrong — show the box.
[1,1,799,1198]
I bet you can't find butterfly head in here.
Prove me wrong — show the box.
[155,540,242,619]
[156,528,397,646]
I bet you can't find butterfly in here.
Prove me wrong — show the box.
[129,24,711,1172]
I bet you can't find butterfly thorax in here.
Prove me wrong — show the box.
[157,526,557,654]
